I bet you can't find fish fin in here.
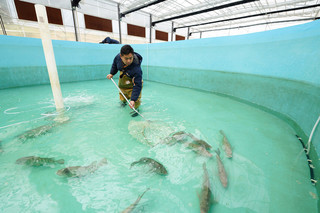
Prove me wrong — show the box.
[89,161,98,169]
[98,158,107,166]
[214,148,220,156]
[130,162,137,169]
[57,159,65,164]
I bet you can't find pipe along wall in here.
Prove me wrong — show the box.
[0,19,320,198]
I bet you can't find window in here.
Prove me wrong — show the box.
[156,30,168,41]
[176,35,185,41]
[84,14,112,32]
[46,6,63,25]
[127,24,145,38]
[15,0,37,22]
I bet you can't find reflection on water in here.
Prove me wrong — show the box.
[0,80,317,213]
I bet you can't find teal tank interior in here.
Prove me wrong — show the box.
[0,20,320,210]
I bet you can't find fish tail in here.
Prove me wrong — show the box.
[130,161,138,168]
[141,188,150,197]
[219,130,225,136]
[57,159,65,164]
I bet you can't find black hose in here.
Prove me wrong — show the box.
[295,134,316,185]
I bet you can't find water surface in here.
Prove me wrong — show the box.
[0,79,317,212]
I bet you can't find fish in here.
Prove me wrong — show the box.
[121,188,150,213]
[172,131,189,141]
[183,141,213,158]
[130,157,168,175]
[56,158,107,177]
[17,120,69,141]
[187,133,212,150]
[215,149,228,188]
[161,131,189,146]
[219,130,232,158]
[199,163,212,213]
[15,156,64,166]
[17,124,55,140]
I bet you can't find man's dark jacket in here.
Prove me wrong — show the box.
[110,52,143,102]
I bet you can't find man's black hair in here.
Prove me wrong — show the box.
[120,45,134,55]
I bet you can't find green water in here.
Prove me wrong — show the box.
[0,79,318,213]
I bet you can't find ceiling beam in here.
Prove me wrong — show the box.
[186,0,316,26]
[120,0,166,18]
[191,17,320,34]
[157,0,228,19]
[194,11,315,31]
[152,0,258,26]
[174,3,320,30]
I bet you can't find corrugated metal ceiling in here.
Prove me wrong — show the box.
[111,0,320,35]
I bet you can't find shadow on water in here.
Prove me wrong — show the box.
[28,167,92,212]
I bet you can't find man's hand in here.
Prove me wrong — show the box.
[129,101,135,109]
[106,74,113,79]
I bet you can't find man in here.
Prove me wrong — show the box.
[106,45,143,117]
[100,37,119,44]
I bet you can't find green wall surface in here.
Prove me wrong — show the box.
[0,21,319,191]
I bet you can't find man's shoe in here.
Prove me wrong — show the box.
[131,112,139,117]
[130,109,139,117]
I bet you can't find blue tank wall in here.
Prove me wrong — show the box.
[0,36,120,88]
[0,21,319,172]
[134,21,320,156]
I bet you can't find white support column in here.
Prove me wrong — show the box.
[35,4,64,111]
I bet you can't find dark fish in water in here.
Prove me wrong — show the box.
[183,141,213,158]
[56,158,107,177]
[172,131,189,141]
[215,149,228,188]
[17,124,55,140]
[219,130,232,158]
[162,131,189,146]
[187,133,212,150]
[16,156,64,166]
[130,157,168,175]
[17,120,69,141]
[166,131,212,152]
[199,163,212,213]
[121,188,150,213]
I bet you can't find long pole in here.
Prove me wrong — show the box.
[110,78,147,121]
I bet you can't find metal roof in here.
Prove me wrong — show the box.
[112,0,320,37]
